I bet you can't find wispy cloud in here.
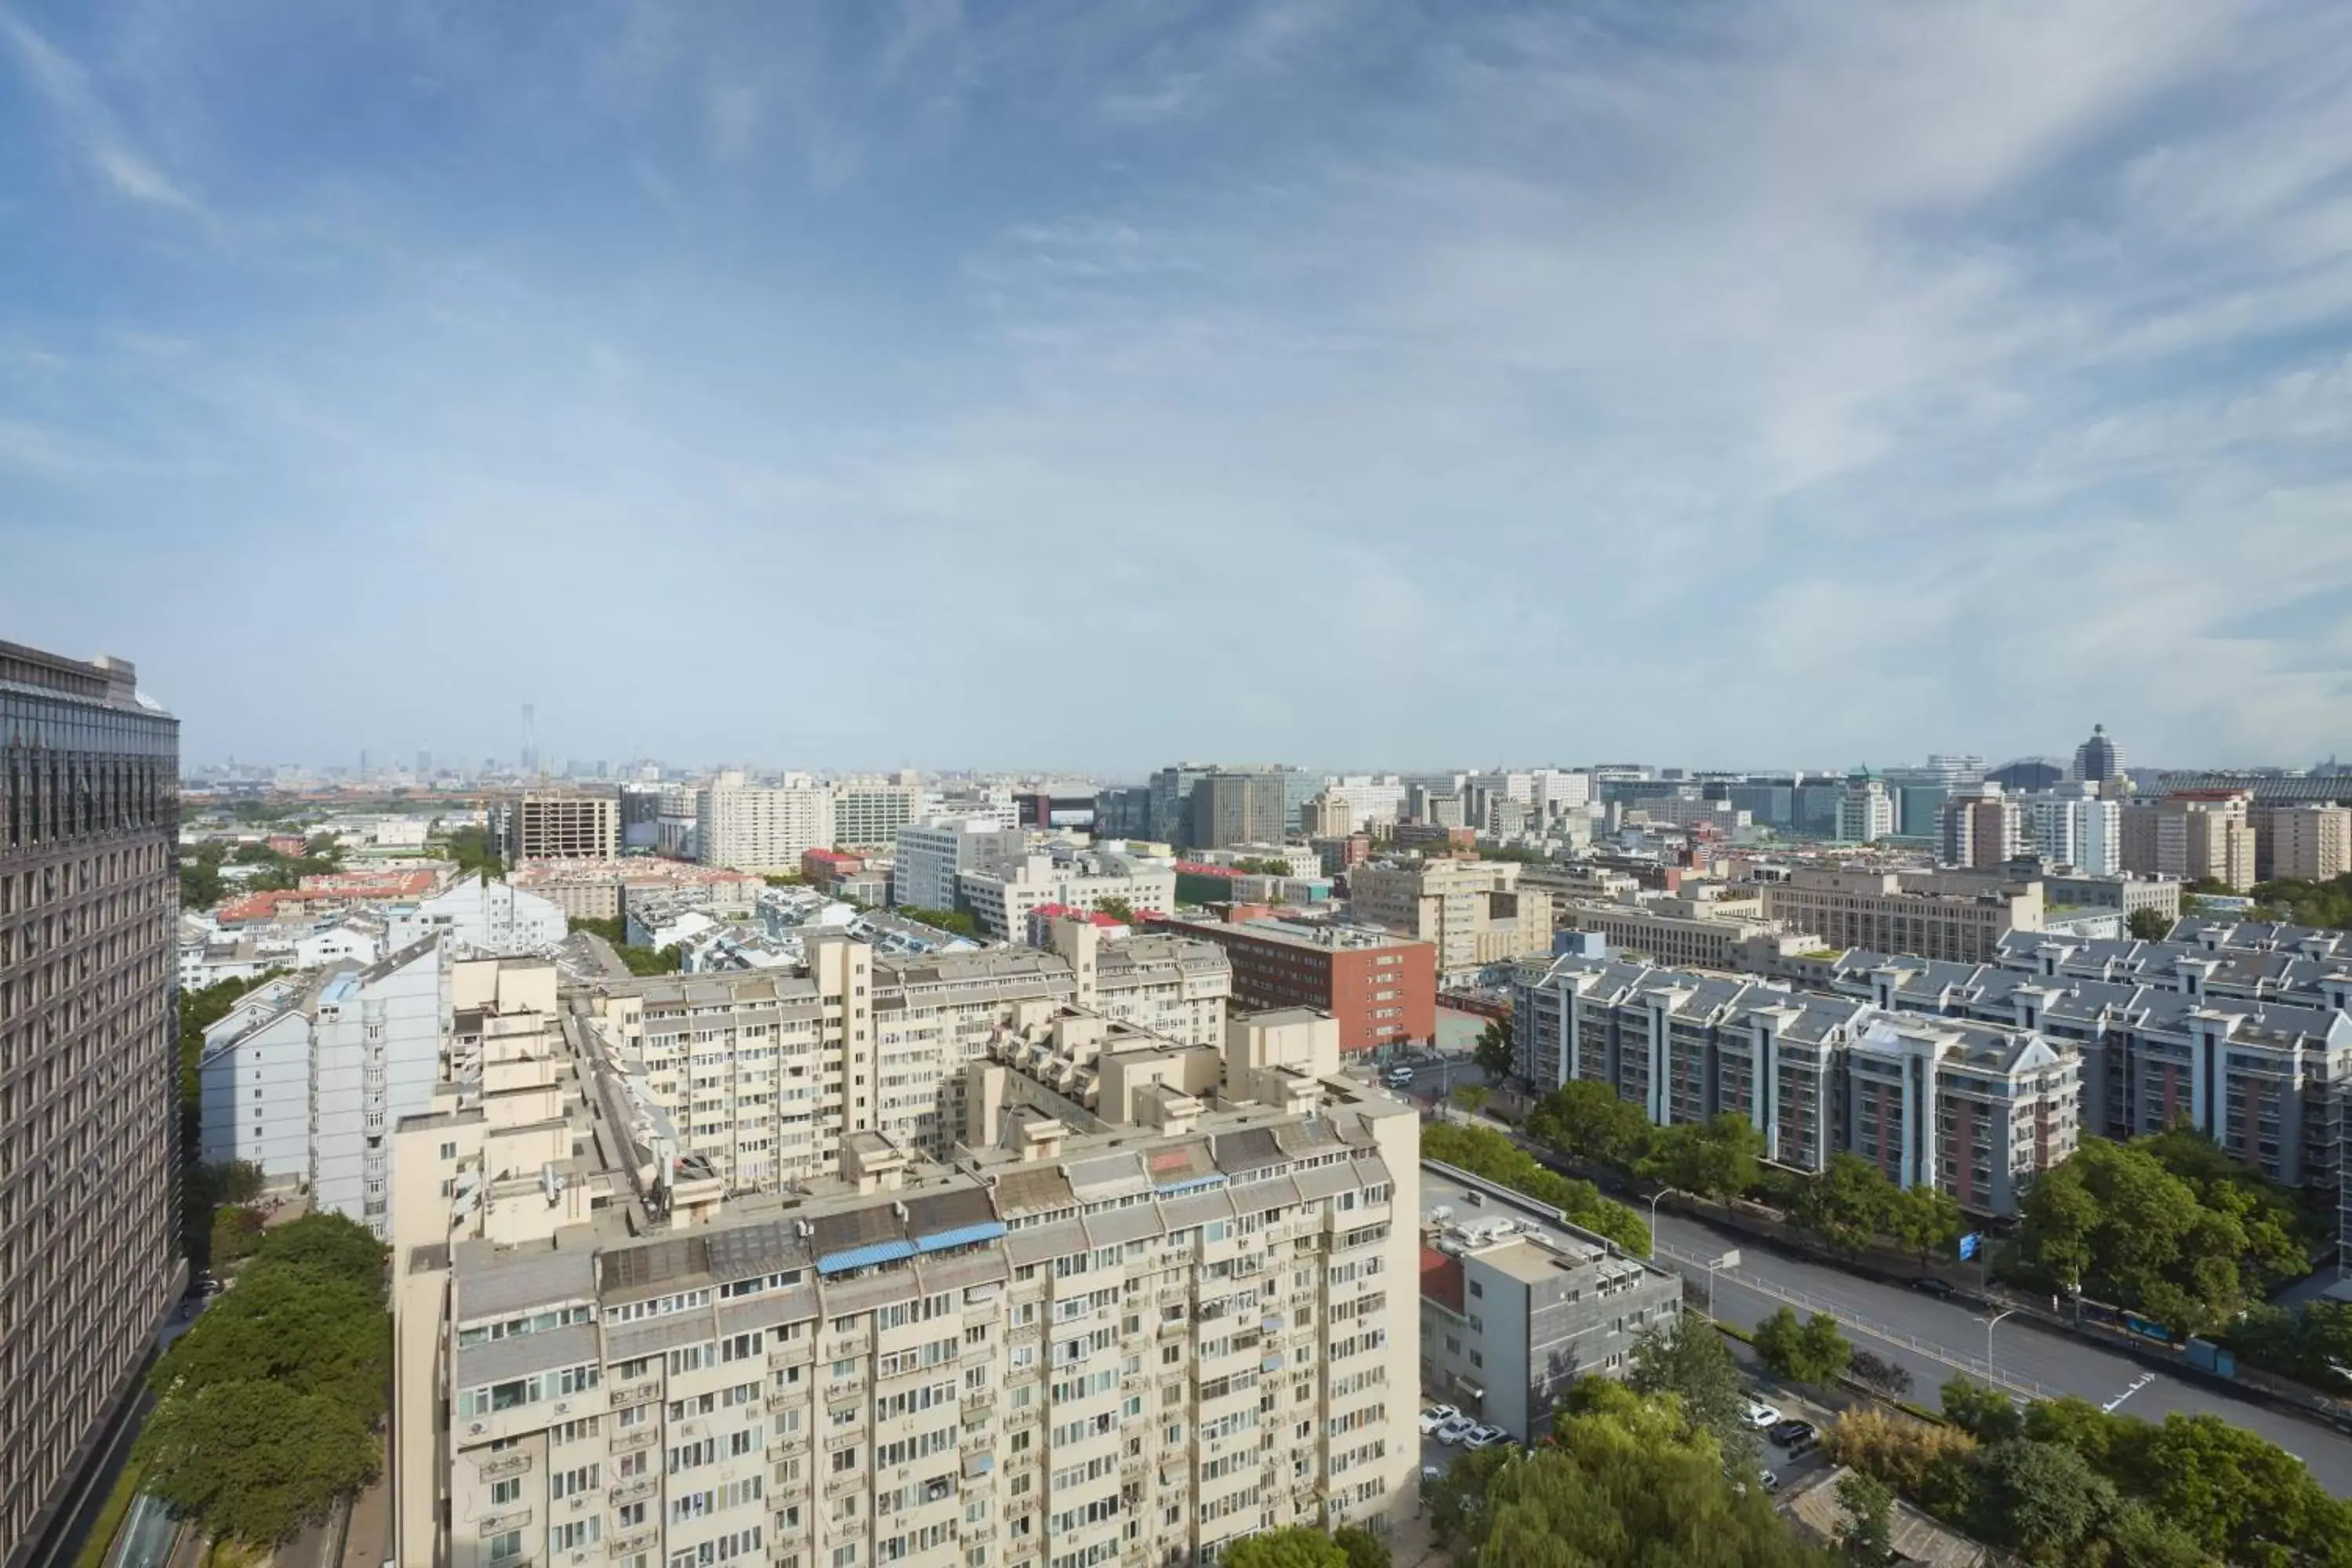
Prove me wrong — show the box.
[0,0,2348,770]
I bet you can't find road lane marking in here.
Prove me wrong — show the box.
[2102,1373,2156,1414]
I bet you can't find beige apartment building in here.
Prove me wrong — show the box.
[1559,895,1818,972]
[575,931,1232,1195]
[499,787,622,864]
[391,971,1420,1568]
[699,775,838,873]
[2120,791,2258,892]
[2259,804,2352,884]
[1760,867,2044,967]
[1347,858,1553,983]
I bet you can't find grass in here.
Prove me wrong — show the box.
[71,1461,147,1568]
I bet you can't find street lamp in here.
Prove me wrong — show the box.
[1704,1249,1742,1321]
[1646,1187,1678,1260]
[1976,1306,2017,1371]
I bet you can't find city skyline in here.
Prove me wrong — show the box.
[6,2,2352,768]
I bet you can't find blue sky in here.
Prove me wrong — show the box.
[5,1,2352,775]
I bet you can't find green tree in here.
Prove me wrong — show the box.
[1529,1080,1655,1171]
[1969,1439,2114,1563]
[1937,1377,2023,1444]
[1093,895,1136,923]
[1835,1470,1896,1566]
[1467,1381,1835,1567]
[1424,1443,1515,1546]
[1641,1114,1764,1206]
[1221,1526,1348,1568]
[1331,1526,1389,1568]
[250,1212,388,1292]
[153,1265,388,1421]
[892,904,982,938]
[210,1206,265,1269]
[1452,1083,1493,1120]
[134,1378,379,1547]
[1889,1184,1965,1265]
[1624,1318,1754,1471]
[1846,1350,1912,1400]
[1473,1017,1517,1083]
[1790,1153,1897,1255]
[1753,1308,1851,1386]
[2125,906,2175,941]
[1421,1122,1650,1254]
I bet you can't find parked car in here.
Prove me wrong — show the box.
[1464,1425,1508,1450]
[1420,1405,1461,1436]
[1911,1276,1955,1300]
[1385,1066,1417,1087]
[1461,1190,1483,1207]
[1742,1400,1784,1430]
[1420,1465,1443,1492]
[1767,1419,1816,1448]
[1759,1470,1780,1493]
[1436,1416,1479,1446]
[1784,1431,1819,1458]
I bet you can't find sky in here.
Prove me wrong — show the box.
[5,1,2352,776]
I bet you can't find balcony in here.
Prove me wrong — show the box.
[768,1391,804,1417]
[774,1431,811,1457]
[825,1430,862,1454]
[478,1507,532,1536]
[476,1451,533,1482]
[612,1429,657,1456]
[608,1381,659,1410]
[826,1473,863,1501]
[608,1476,657,1508]
[963,1388,995,1416]
[607,1529,658,1559]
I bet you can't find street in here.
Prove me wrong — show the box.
[1416,1166,2352,1495]
[1650,1209,2352,1496]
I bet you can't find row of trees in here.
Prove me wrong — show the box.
[438,822,503,880]
[181,835,347,910]
[2245,870,2352,931]
[1830,1375,2350,1566]
[2016,1128,2314,1338]
[1421,1122,1651,1254]
[567,916,684,975]
[891,904,983,937]
[1525,1082,1968,1265]
[1221,1524,1389,1568]
[135,1214,390,1548]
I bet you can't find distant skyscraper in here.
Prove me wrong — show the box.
[519,701,538,776]
[416,747,432,778]
[0,640,180,1564]
[2073,724,2125,784]
[359,747,371,778]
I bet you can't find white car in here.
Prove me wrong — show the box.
[1419,1405,1461,1436]
[1742,1399,1783,1430]
[1435,1416,1479,1446]
[1385,1067,1417,1087]
[1464,1425,1508,1450]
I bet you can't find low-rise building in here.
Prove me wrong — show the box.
[387,874,567,956]
[956,847,1178,939]
[1760,867,2044,966]
[895,818,1029,912]
[494,786,619,863]
[1417,1167,1681,1440]
[1348,858,1554,983]
[1146,914,1437,1051]
[1559,895,1819,972]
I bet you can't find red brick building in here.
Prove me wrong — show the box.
[1145,914,1436,1051]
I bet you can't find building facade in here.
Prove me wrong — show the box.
[1417,1169,1680,1441]
[1759,868,2044,967]
[699,777,837,873]
[499,787,621,863]
[833,779,927,849]
[390,987,1421,1568]
[2262,804,2352,884]
[956,852,1179,941]
[2120,791,2258,892]
[0,641,181,1567]
[1559,897,1817,972]
[1347,860,1553,984]
[1835,776,1895,844]
[2024,793,2122,876]
[2073,724,2125,785]
[1148,916,1437,1052]
[1939,787,2022,870]
[894,819,1029,913]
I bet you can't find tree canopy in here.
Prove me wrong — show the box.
[1445,1377,1835,1567]
[1622,1316,1755,1472]
[1221,1526,1349,1568]
[135,1213,389,1547]
[1639,1113,1764,1207]
[2016,1132,2310,1336]
[1473,1018,1517,1083]
[1753,1308,1852,1386]
[1527,1080,1657,1172]
[2126,906,2176,941]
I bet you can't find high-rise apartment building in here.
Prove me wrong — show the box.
[198,938,445,1237]
[1189,769,1291,851]
[2259,804,2352,884]
[390,982,1421,1568]
[1147,916,1437,1051]
[1347,859,1553,984]
[1835,775,1895,844]
[0,641,180,1566]
[1938,786,2022,870]
[833,777,927,849]
[498,786,621,863]
[2072,724,2125,785]
[2024,792,2122,875]
[697,775,838,873]
[2120,791,2258,892]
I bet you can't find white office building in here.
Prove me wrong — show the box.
[387,875,567,956]
[894,818,1029,911]
[198,938,445,1236]
[832,775,927,848]
[2025,792,2122,876]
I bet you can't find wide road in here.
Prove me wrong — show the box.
[1417,1167,2352,1495]
[1650,1209,2352,1496]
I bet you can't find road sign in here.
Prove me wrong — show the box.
[1958,1232,1981,1261]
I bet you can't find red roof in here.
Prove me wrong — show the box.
[1030,903,1125,928]
[1419,1246,1465,1314]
